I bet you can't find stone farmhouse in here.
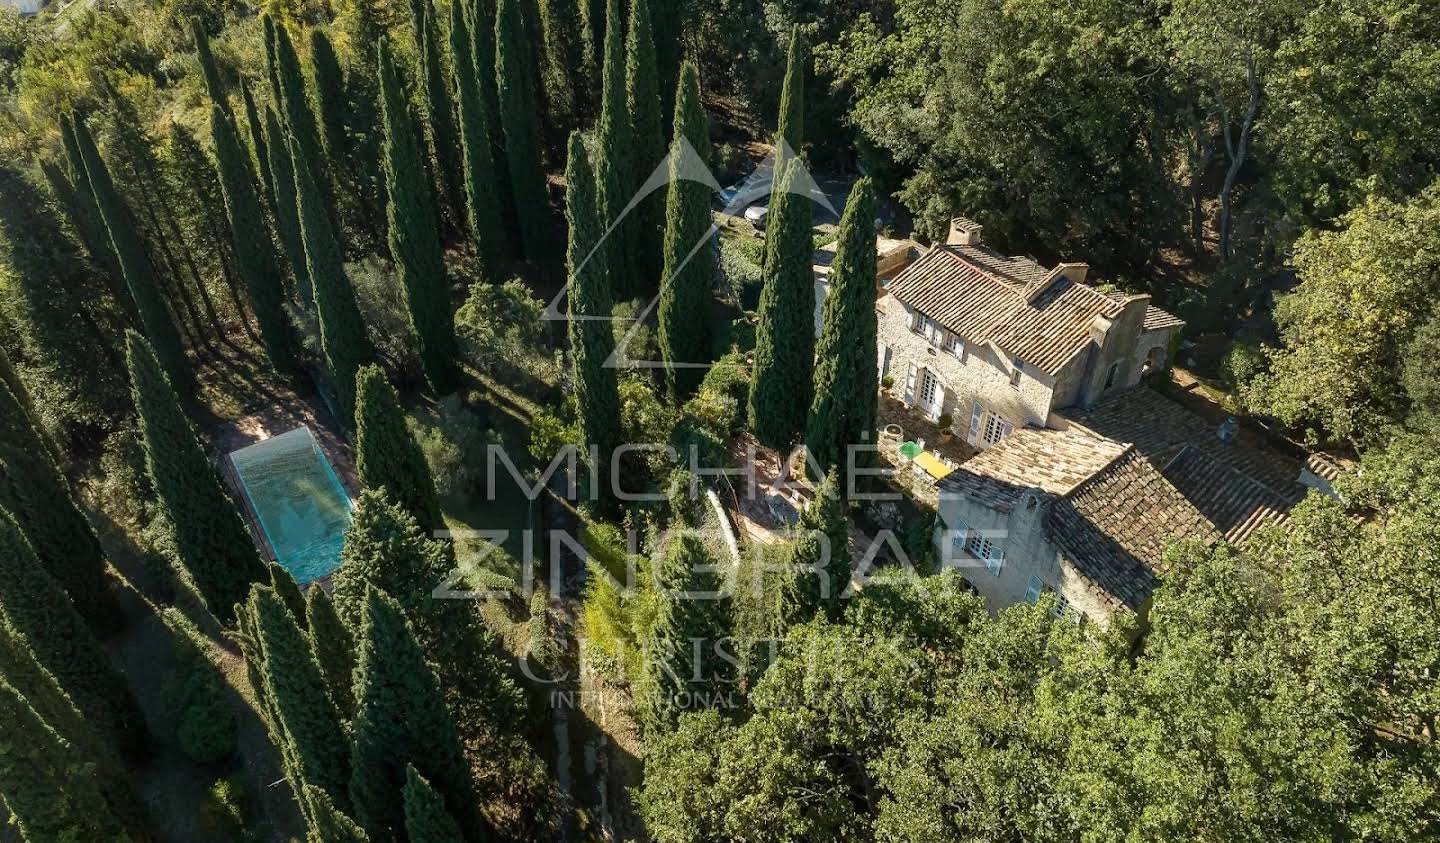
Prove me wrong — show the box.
[862,216,1338,630]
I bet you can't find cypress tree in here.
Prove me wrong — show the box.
[450,0,509,277]
[403,764,467,843]
[775,26,805,167]
[269,561,308,626]
[306,586,355,717]
[56,117,129,302]
[304,784,371,843]
[0,165,128,425]
[746,159,814,449]
[594,0,636,297]
[269,17,336,230]
[0,623,115,773]
[495,0,550,258]
[0,510,142,745]
[74,117,194,397]
[242,83,276,216]
[650,0,682,124]
[211,105,299,374]
[0,442,121,635]
[415,0,466,228]
[291,134,375,427]
[348,588,476,839]
[626,0,665,289]
[309,30,351,165]
[639,530,731,735]
[253,589,351,814]
[536,0,584,134]
[192,18,230,114]
[805,178,879,488]
[164,121,258,345]
[564,133,621,494]
[465,0,505,169]
[0,677,129,842]
[377,40,461,394]
[265,105,312,304]
[126,331,267,623]
[354,365,445,533]
[656,62,713,399]
[234,588,280,736]
[331,491,524,725]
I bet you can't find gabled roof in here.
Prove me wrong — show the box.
[885,245,1181,376]
[939,426,1221,611]
[938,426,1128,512]
[1064,387,1308,542]
[1046,449,1221,611]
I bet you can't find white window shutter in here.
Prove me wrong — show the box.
[878,345,891,379]
[932,382,946,421]
[909,310,922,332]
[967,402,983,444]
[1024,575,1043,604]
[904,362,918,405]
[988,546,1005,576]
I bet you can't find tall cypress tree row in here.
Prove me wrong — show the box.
[594,0,636,298]
[305,587,355,717]
[450,0,508,277]
[269,561,309,626]
[125,332,267,623]
[625,0,665,290]
[650,0,682,124]
[191,18,230,114]
[253,589,351,815]
[377,40,461,394]
[747,160,814,449]
[0,442,121,635]
[495,0,550,258]
[564,132,621,495]
[354,365,445,533]
[290,134,375,427]
[0,678,129,842]
[0,165,128,426]
[348,588,477,840]
[415,0,466,229]
[268,17,336,231]
[403,764,467,843]
[0,623,119,778]
[211,105,299,374]
[775,26,805,166]
[265,105,312,304]
[0,510,142,746]
[74,118,194,398]
[805,178,878,488]
[656,62,713,400]
[164,121,257,344]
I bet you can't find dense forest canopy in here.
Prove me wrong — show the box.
[0,0,1435,839]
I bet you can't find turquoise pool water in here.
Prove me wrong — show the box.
[230,427,352,584]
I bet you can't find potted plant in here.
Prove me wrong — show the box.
[881,375,898,404]
[937,413,954,441]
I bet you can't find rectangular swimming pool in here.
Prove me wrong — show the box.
[229,426,352,584]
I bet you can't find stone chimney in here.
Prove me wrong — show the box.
[1055,262,1089,285]
[947,216,983,246]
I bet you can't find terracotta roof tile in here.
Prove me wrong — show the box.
[885,246,1163,376]
[1046,449,1222,611]
[938,427,1130,511]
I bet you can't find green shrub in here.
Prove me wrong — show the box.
[408,394,495,498]
[1220,340,1266,392]
[162,608,237,764]
[197,774,249,839]
[719,237,764,309]
[455,278,561,393]
[347,255,424,382]
[611,298,660,368]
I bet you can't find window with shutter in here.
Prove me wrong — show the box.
[904,362,919,405]
[967,402,984,444]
